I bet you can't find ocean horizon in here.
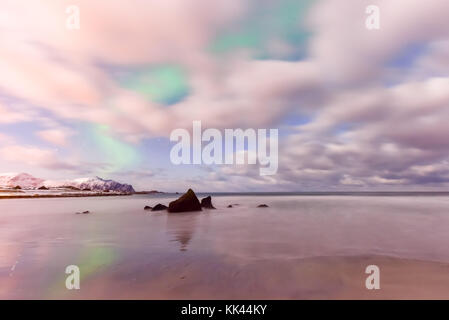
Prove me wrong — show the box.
[140,191,449,197]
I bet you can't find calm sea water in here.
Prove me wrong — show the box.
[1,193,449,299]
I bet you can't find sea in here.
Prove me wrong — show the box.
[1,192,449,299]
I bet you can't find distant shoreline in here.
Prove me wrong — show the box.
[0,192,132,200]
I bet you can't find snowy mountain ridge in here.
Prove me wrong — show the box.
[0,172,44,188]
[0,173,135,193]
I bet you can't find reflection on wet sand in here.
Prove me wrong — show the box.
[166,212,199,252]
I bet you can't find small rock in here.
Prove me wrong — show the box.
[75,210,90,215]
[227,205,233,208]
[144,206,152,210]
[257,204,269,208]
[151,203,168,211]
[38,186,49,190]
[200,196,216,209]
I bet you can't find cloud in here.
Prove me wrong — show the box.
[0,102,31,124]
[0,145,78,170]
[307,0,449,84]
[0,133,14,144]
[37,129,74,146]
[204,75,449,191]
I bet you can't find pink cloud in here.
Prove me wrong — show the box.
[36,129,74,146]
[0,145,77,170]
[0,102,31,124]
[307,0,449,84]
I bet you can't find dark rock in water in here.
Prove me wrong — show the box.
[227,205,233,208]
[152,203,168,211]
[257,204,269,208]
[82,188,91,191]
[168,189,202,213]
[13,185,21,190]
[144,206,152,210]
[76,210,90,215]
[38,186,49,190]
[200,196,216,209]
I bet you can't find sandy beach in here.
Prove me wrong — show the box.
[46,255,449,300]
[1,193,449,299]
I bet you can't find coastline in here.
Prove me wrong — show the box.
[0,192,132,200]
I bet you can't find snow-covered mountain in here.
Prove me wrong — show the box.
[0,173,44,189]
[44,176,135,193]
[0,173,135,193]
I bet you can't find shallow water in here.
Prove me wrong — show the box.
[1,194,449,299]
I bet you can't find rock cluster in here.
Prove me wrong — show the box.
[143,190,270,212]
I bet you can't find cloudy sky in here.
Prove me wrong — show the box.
[1,0,449,192]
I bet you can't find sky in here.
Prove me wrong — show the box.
[1,0,449,192]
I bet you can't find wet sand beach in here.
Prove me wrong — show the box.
[1,194,449,299]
